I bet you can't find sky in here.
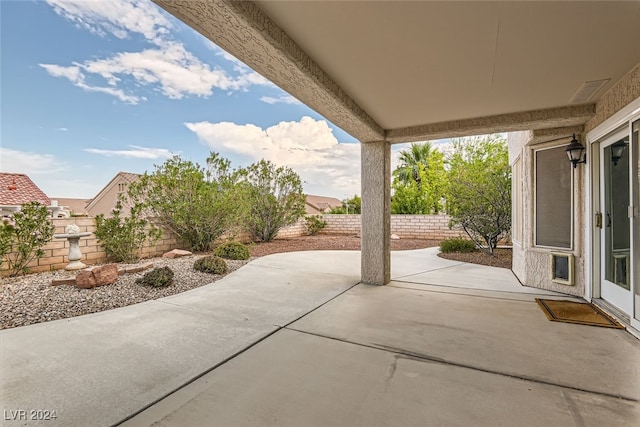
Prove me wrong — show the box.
[1,0,419,201]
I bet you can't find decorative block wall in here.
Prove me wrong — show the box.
[276,214,463,241]
[1,218,187,276]
[2,214,463,276]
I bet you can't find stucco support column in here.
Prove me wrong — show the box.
[361,141,391,285]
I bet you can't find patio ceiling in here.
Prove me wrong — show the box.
[154,0,640,143]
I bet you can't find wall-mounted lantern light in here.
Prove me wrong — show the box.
[565,134,587,168]
[610,139,628,166]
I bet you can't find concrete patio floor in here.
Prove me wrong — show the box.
[1,248,638,426]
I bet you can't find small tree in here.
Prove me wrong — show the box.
[127,152,247,252]
[391,165,432,214]
[391,148,447,214]
[447,135,511,255]
[2,202,54,276]
[329,195,361,214]
[241,160,306,242]
[94,200,161,263]
[394,142,434,184]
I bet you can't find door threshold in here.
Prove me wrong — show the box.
[592,298,639,339]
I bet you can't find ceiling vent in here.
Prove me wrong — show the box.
[570,79,610,104]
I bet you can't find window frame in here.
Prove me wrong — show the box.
[512,156,523,244]
[533,144,574,250]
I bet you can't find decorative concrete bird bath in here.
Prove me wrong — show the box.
[54,224,92,270]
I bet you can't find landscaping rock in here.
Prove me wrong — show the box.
[162,249,193,259]
[76,264,118,289]
[391,234,401,240]
[51,278,77,286]
[118,262,154,276]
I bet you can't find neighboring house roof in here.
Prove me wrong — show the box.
[85,172,142,217]
[50,197,92,215]
[305,194,342,214]
[0,173,50,206]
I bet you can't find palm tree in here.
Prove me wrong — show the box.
[393,142,433,184]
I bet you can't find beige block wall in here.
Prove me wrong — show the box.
[1,217,187,276]
[3,214,465,276]
[276,214,464,241]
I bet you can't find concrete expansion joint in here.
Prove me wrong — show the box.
[283,327,639,404]
[387,280,584,303]
[112,281,362,426]
[392,262,466,281]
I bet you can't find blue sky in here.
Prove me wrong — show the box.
[1,0,408,200]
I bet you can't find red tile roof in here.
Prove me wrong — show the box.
[0,173,50,206]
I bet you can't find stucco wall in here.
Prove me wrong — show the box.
[585,63,640,133]
[507,130,531,164]
[508,133,586,297]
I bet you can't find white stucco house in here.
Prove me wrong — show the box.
[152,1,639,333]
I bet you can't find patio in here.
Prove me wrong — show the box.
[1,249,638,426]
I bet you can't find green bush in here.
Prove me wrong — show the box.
[127,153,248,252]
[194,255,228,275]
[136,266,174,287]
[94,201,161,263]
[305,215,327,236]
[241,159,306,242]
[439,237,477,253]
[0,218,14,270]
[213,241,250,260]
[2,202,55,276]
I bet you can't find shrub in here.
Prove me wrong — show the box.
[0,218,14,269]
[439,237,477,253]
[135,266,174,287]
[194,255,228,275]
[447,136,511,255]
[305,215,327,235]
[214,241,250,260]
[127,153,247,252]
[94,201,161,263]
[2,202,55,276]
[240,159,306,242]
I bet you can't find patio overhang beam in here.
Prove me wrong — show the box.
[385,104,596,144]
[152,0,384,143]
[529,125,585,145]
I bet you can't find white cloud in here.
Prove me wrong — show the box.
[260,95,301,105]
[207,44,274,88]
[45,0,172,46]
[42,0,273,103]
[57,127,69,131]
[185,116,361,197]
[0,147,67,175]
[40,63,142,104]
[84,145,176,159]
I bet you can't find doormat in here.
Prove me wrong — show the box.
[535,299,625,329]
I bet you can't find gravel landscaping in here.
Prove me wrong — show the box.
[0,255,250,330]
[0,235,511,330]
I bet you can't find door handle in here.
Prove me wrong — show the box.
[595,213,602,228]
[606,212,611,227]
